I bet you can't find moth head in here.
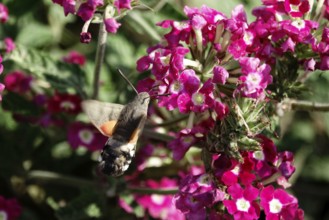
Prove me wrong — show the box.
[137,92,151,105]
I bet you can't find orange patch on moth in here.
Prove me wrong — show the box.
[129,128,140,144]
[100,120,117,137]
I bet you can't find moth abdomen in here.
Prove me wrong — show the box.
[99,138,136,176]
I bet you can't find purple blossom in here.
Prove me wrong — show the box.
[174,174,225,217]
[157,20,191,47]
[80,32,92,44]
[237,57,272,99]
[114,0,132,13]
[177,78,214,113]
[157,69,200,110]
[63,51,86,66]
[104,18,121,34]
[213,66,229,84]
[0,196,22,220]
[77,3,95,21]
[134,178,184,220]
[168,128,198,160]
[0,83,4,101]
[0,55,3,74]
[4,71,33,94]
[62,0,76,16]
[283,0,310,17]
[3,38,15,53]
[0,3,9,23]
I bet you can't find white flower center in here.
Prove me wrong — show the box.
[170,81,182,94]
[236,198,250,212]
[78,129,94,144]
[292,20,305,30]
[269,198,283,214]
[253,151,265,161]
[174,21,189,30]
[232,165,240,175]
[192,92,205,106]
[247,73,261,84]
[151,194,165,205]
[243,31,254,45]
[197,174,211,186]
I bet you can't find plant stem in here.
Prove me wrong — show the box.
[283,99,329,111]
[92,22,108,99]
[27,170,95,188]
[127,186,178,195]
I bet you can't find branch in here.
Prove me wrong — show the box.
[281,99,329,112]
[27,170,96,188]
[127,186,178,195]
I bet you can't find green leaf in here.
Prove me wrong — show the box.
[7,44,87,96]
[16,22,54,47]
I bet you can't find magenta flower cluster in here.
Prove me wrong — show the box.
[52,0,134,42]
[171,136,303,219]
[0,3,15,101]
[0,195,21,220]
[132,1,329,219]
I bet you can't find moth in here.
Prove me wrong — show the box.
[82,72,150,176]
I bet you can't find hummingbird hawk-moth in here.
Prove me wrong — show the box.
[82,72,150,176]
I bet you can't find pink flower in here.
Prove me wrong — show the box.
[284,0,310,17]
[0,55,3,74]
[4,71,33,94]
[260,186,303,220]
[0,83,4,101]
[177,79,215,113]
[237,57,272,99]
[135,178,184,220]
[47,93,82,114]
[77,2,95,21]
[67,122,107,151]
[0,3,9,23]
[223,184,260,220]
[213,66,229,84]
[174,174,225,218]
[114,0,132,13]
[80,32,92,44]
[168,128,198,160]
[104,18,121,33]
[0,196,22,220]
[63,51,86,66]
[4,38,15,53]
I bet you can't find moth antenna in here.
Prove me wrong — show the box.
[117,69,139,95]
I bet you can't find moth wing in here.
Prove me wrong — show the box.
[81,100,124,137]
[129,115,147,144]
